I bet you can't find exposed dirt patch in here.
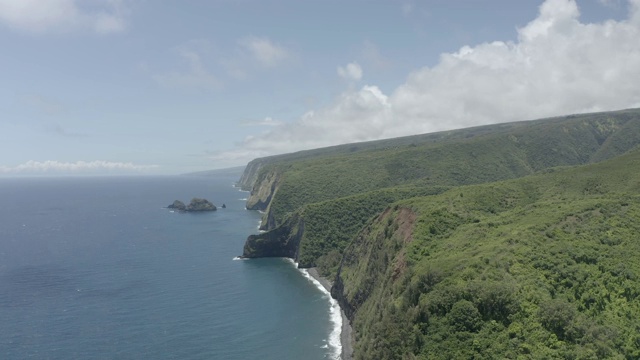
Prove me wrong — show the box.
[377,206,393,221]
[396,207,417,244]
[390,207,417,280]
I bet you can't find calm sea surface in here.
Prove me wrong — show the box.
[0,175,339,359]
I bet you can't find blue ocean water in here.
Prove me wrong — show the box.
[0,175,339,359]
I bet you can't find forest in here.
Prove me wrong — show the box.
[240,109,640,359]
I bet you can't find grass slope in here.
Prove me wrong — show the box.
[258,111,640,229]
[336,147,640,359]
[245,111,640,276]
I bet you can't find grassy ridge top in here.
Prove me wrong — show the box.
[337,147,640,359]
[254,110,640,228]
[243,108,638,179]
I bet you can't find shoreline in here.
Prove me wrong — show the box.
[306,268,353,360]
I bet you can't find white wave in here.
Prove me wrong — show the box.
[239,198,248,201]
[283,257,299,267]
[296,266,343,360]
[232,256,248,261]
[258,210,265,214]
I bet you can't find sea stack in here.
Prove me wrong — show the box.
[168,198,217,212]
[167,200,186,211]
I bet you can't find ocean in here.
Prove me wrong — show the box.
[0,174,341,359]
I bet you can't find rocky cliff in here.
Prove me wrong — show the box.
[237,158,266,191]
[245,167,280,214]
[242,213,304,259]
[332,206,417,321]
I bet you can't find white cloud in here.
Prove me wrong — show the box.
[215,0,640,165]
[212,86,391,161]
[337,62,363,81]
[0,0,128,34]
[0,160,159,174]
[153,42,221,91]
[239,36,290,67]
[242,117,284,127]
[598,0,623,7]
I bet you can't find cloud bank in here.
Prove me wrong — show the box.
[242,117,284,127]
[239,36,290,67]
[337,62,363,81]
[216,0,640,163]
[0,0,129,34]
[0,160,159,174]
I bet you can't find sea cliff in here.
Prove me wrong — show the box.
[238,109,640,359]
[242,213,303,258]
[237,158,266,191]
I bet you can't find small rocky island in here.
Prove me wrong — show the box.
[168,198,217,212]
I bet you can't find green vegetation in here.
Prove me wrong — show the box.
[250,111,640,229]
[244,110,640,275]
[337,149,640,359]
[299,184,449,274]
[239,108,640,358]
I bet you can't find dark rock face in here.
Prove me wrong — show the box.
[242,214,304,259]
[168,198,217,212]
[167,200,186,211]
[186,198,217,212]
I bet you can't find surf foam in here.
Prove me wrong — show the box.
[282,259,342,360]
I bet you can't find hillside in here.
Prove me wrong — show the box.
[238,109,640,359]
[333,147,640,359]
[241,110,640,274]
[245,111,640,228]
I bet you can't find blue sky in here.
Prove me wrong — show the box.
[0,0,638,175]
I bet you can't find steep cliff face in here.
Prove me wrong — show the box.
[245,167,280,212]
[242,213,304,259]
[332,206,417,321]
[237,158,266,191]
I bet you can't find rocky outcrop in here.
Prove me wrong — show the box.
[168,198,217,212]
[167,200,186,211]
[246,167,280,212]
[238,158,266,191]
[242,214,304,259]
[186,198,217,211]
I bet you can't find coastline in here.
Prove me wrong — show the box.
[307,268,353,360]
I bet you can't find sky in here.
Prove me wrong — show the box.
[1,0,639,176]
